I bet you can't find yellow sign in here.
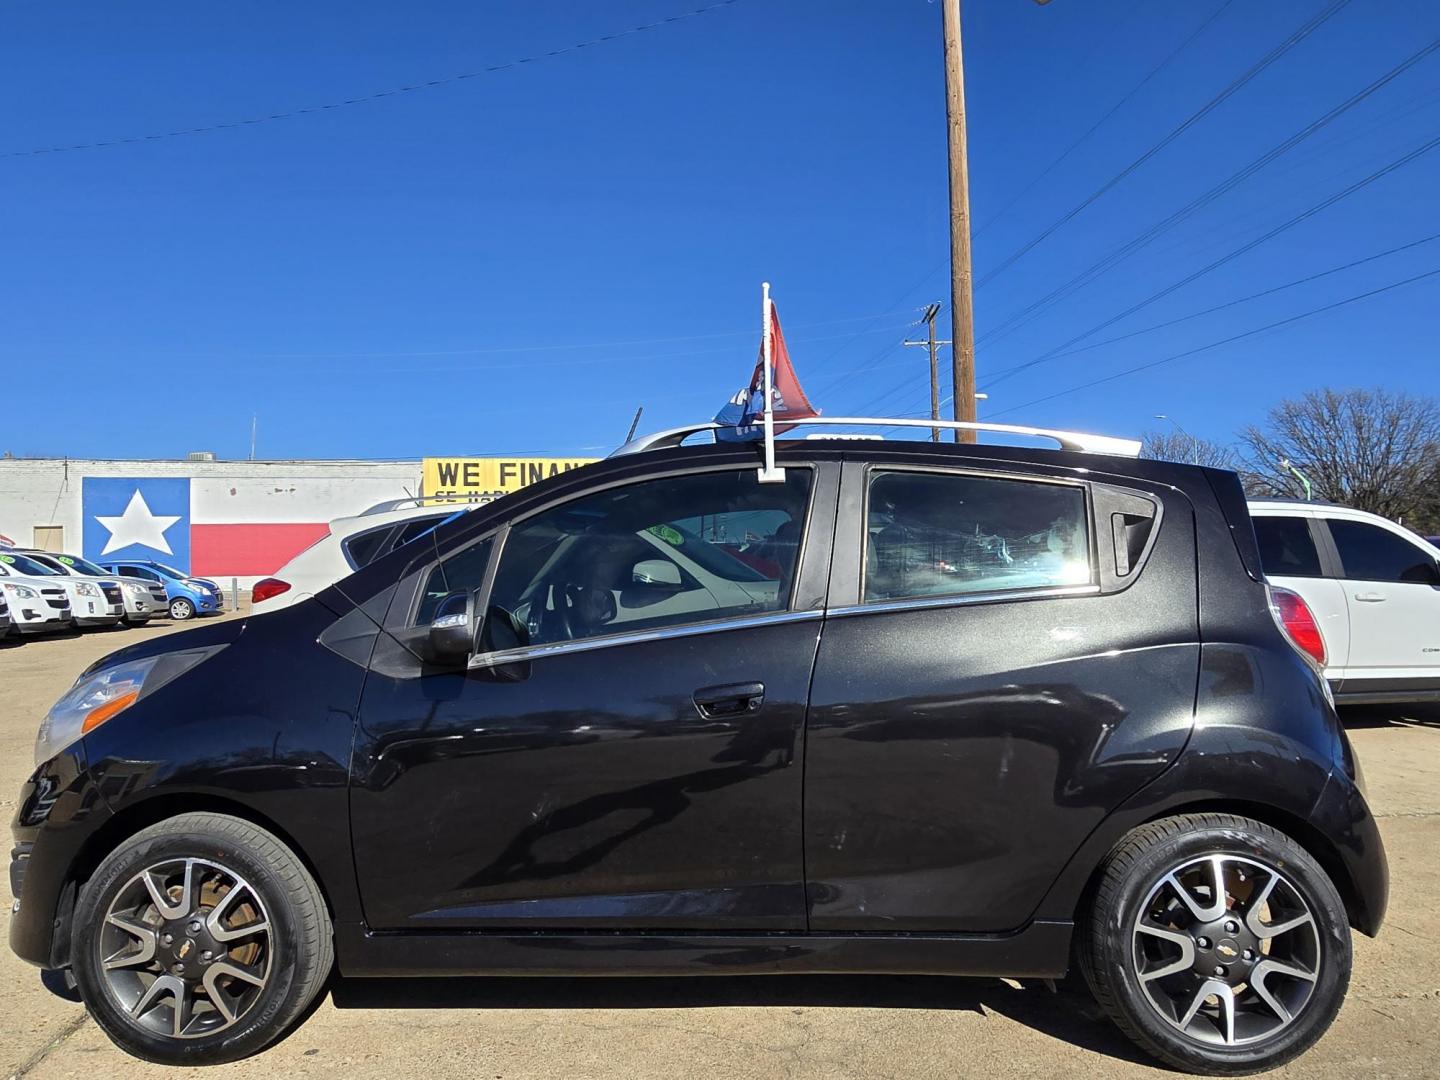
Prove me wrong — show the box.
[421,457,599,505]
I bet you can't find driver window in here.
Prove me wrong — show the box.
[484,468,812,650]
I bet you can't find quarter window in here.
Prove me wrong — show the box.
[1252,516,1323,578]
[417,538,494,625]
[864,471,1091,603]
[482,469,812,649]
[1327,519,1440,585]
[342,527,392,570]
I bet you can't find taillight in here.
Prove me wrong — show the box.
[1267,585,1327,668]
[251,578,290,605]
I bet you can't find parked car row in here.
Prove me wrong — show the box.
[0,549,224,641]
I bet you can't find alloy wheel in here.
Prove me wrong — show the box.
[97,857,272,1040]
[170,599,193,620]
[1131,853,1320,1048]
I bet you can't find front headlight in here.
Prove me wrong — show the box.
[74,582,100,598]
[34,646,225,766]
[3,582,38,599]
[124,582,147,598]
[186,581,212,594]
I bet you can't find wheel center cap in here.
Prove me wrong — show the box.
[1215,938,1240,960]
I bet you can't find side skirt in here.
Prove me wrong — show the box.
[335,920,1073,979]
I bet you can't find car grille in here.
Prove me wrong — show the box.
[102,585,122,604]
[42,588,68,611]
[147,585,167,603]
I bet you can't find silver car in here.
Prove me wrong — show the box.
[13,550,154,627]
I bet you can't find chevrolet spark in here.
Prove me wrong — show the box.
[10,424,1387,1074]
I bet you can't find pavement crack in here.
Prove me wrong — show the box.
[9,1012,88,1079]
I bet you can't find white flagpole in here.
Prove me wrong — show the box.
[758,280,784,482]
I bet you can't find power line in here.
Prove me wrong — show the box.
[879,230,1440,422]
[984,266,1440,419]
[976,34,1440,349]
[972,0,1353,292]
[972,0,1235,241]
[1027,231,1440,363]
[3,1,746,159]
[982,132,1440,390]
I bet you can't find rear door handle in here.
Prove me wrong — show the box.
[1354,592,1387,603]
[693,682,765,718]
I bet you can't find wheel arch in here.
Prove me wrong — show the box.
[53,792,338,967]
[1071,798,1369,937]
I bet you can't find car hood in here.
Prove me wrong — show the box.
[80,615,249,680]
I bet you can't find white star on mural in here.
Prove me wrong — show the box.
[95,490,181,556]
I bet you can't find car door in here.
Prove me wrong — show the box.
[1250,511,1350,677]
[804,456,1198,932]
[350,462,837,931]
[1320,515,1440,694]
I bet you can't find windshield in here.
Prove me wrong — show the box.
[56,554,110,576]
[0,552,61,576]
[151,563,188,580]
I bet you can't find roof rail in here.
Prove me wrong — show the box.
[612,417,1142,458]
[358,494,469,517]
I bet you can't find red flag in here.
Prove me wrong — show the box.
[745,305,818,432]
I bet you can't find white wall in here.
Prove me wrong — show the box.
[0,457,422,589]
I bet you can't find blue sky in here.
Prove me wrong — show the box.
[3,0,1437,460]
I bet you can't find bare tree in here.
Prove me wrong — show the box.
[1141,429,1239,469]
[1241,388,1440,521]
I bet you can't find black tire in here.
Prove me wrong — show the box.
[1080,813,1351,1076]
[169,597,195,620]
[72,812,332,1065]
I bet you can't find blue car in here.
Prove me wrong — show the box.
[95,559,224,620]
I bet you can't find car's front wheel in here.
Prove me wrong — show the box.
[169,597,195,620]
[71,812,332,1065]
[1081,812,1351,1076]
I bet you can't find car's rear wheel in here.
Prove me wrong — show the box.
[72,812,332,1065]
[169,597,195,620]
[1080,813,1351,1076]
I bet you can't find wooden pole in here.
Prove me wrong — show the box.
[943,0,977,443]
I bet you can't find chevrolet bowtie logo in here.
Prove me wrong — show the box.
[178,939,194,959]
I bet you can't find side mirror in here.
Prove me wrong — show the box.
[632,558,682,589]
[428,590,474,661]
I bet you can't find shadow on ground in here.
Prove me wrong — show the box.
[1340,704,1440,729]
[328,973,1153,1066]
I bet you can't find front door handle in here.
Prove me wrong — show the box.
[693,682,765,719]
[1354,592,1387,603]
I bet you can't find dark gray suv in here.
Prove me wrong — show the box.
[11,422,1386,1073]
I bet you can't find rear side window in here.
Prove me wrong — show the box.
[1252,516,1323,578]
[391,515,449,549]
[1328,519,1439,584]
[342,526,392,570]
[864,471,1091,603]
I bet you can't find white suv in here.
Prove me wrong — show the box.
[1249,499,1440,704]
[0,550,123,628]
[0,558,75,633]
[250,500,461,614]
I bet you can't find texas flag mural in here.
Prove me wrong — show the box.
[82,477,331,577]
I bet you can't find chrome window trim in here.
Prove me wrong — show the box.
[468,608,824,669]
[828,583,1101,619]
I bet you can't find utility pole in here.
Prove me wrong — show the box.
[904,303,950,442]
[942,0,977,443]
[941,1,1053,443]
[250,415,257,461]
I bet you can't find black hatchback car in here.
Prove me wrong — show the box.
[11,424,1386,1073]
